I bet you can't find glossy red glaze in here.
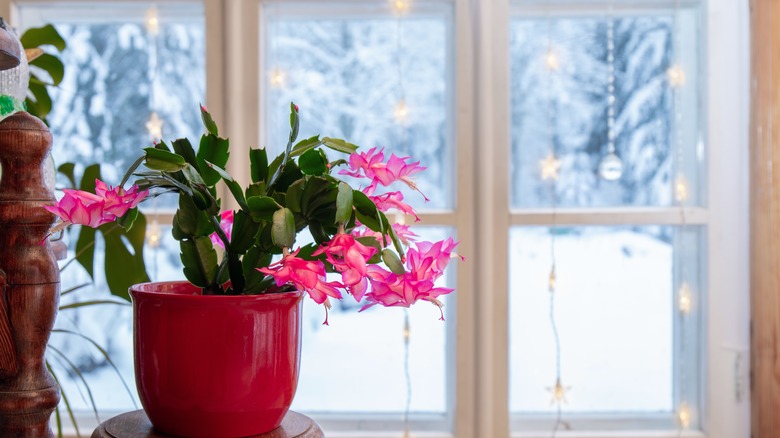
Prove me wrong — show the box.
[130,282,303,438]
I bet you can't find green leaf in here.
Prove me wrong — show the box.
[335,182,353,225]
[102,214,151,300]
[289,102,300,143]
[75,225,97,279]
[285,180,304,213]
[271,207,295,248]
[308,221,331,245]
[57,162,76,188]
[197,134,230,186]
[21,24,66,51]
[30,53,64,86]
[321,137,359,155]
[290,135,323,157]
[28,82,52,120]
[174,194,214,237]
[144,147,186,172]
[200,104,219,136]
[230,210,258,254]
[245,182,266,198]
[172,138,199,170]
[272,160,303,192]
[247,196,280,222]
[116,207,139,231]
[180,236,218,287]
[242,246,273,293]
[298,148,328,175]
[382,249,406,275]
[205,160,247,211]
[352,189,378,217]
[250,148,268,183]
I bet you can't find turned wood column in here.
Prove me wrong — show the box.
[0,112,60,437]
[750,0,780,436]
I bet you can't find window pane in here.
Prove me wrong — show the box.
[510,16,702,208]
[293,226,452,415]
[265,5,453,211]
[510,226,701,420]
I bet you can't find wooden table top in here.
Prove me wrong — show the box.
[90,410,324,438]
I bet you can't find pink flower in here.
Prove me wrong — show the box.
[368,191,419,222]
[44,179,148,229]
[209,210,234,249]
[257,249,343,305]
[405,238,461,282]
[44,190,113,228]
[339,147,429,201]
[312,233,377,301]
[95,180,148,218]
[362,265,453,320]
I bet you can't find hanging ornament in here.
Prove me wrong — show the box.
[146,219,162,249]
[547,378,571,405]
[270,66,285,88]
[394,99,409,124]
[677,401,692,429]
[599,18,623,181]
[146,111,164,140]
[544,48,559,71]
[391,0,411,15]
[548,264,556,293]
[146,7,160,36]
[675,173,688,202]
[678,282,692,314]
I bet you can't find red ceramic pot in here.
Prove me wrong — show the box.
[130,281,303,438]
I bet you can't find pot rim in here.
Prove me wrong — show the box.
[129,280,304,302]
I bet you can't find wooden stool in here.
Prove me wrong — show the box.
[91,410,324,438]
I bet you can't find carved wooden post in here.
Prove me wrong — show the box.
[751,0,780,436]
[0,111,60,436]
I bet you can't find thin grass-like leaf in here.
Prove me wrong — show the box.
[46,360,63,438]
[47,345,100,423]
[46,360,81,438]
[59,300,131,310]
[51,329,138,408]
[59,283,91,297]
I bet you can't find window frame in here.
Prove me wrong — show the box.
[2,0,749,437]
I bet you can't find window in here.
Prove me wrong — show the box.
[9,0,749,437]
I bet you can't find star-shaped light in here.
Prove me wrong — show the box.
[678,282,692,314]
[545,49,559,71]
[146,7,160,36]
[540,153,561,181]
[146,219,162,249]
[270,67,285,88]
[667,64,686,88]
[394,99,409,124]
[677,402,692,429]
[146,111,164,140]
[547,378,571,405]
[675,174,688,203]
[548,264,556,293]
[391,0,411,15]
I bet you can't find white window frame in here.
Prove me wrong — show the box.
[2,0,749,437]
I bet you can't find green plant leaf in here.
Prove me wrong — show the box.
[172,138,199,170]
[57,162,76,189]
[285,180,304,213]
[75,225,97,279]
[321,137,359,155]
[382,249,406,275]
[28,82,52,120]
[102,214,150,300]
[289,102,300,143]
[230,210,258,254]
[298,148,328,175]
[250,148,268,183]
[30,53,64,86]
[247,196,280,222]
[205,160,247,210]
[174,194,213,237]
[116,207,139,231]
[242,246,272,293]
[181,236,218,287]
[21,24,66,51]
[271,207,295,248]
[290,135,323,157]
[335,182,353,225]
[200,104,219,136]
[144,147,186,172]
[197,134,229,186]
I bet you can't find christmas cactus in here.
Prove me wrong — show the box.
[46,103,458,322]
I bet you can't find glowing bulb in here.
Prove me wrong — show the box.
[546,378,571,405]
[394,210,406,226]
[146,7,160,35]
[146,220,162,249]
[391,0,411,14]
[540,153,561,181]
[677,402,692,429]
[146,111,164,140]
[545,49,559,71]
[678,282,692,314]
[675,174,689,202]
[394,100,409,124]
[667,64,686,88]
[599,152,623,180]
[270,67,285,87]
[548,265,556,293]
